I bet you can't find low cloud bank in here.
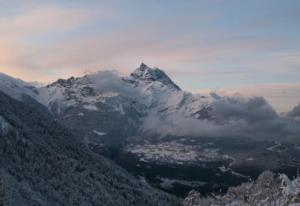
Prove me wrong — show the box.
[142,94,300,141]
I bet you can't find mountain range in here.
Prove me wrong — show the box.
[1,63,299,147]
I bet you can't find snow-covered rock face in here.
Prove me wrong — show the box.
[44,75,97,114]
[130,63,181,91]
[41,71,135,115]
[184,171,300,206]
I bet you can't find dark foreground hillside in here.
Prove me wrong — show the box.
[0,91,180,206]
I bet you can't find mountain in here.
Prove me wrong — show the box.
[125,64,211,119]
[38,64,216,148]
[0,90,180,205]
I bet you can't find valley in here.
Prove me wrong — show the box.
[107,137,300,198]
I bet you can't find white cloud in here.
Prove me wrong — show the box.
[194,83,300,113]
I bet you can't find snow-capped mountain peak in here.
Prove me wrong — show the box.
[130,63,181,91]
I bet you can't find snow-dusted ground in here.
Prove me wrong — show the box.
[125,141,234,165]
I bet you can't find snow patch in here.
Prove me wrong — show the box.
[93,130,106,136]
[83,105,98,111]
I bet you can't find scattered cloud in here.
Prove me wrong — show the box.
[0,6,89,37]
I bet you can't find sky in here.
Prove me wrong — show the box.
[0,0,299,112]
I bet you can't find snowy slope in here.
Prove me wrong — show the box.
[0,72,41,102]
[183,171,300,206]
